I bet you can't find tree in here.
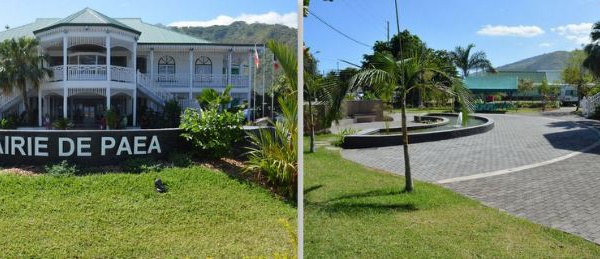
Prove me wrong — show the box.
[352,50,471,192]
[449,44,495,78]
[196,84,233,110]
[0,37,52,125]
[517,78,535,103]
[245,40,298,200]
[583,21,600,78]
[563,49,594,111]
[538,79,559,111]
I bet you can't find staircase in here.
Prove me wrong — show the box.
[0,91,22,118]
[580,91,600,117]
[136,71,200,110]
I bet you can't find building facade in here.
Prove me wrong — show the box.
[0,8,262,127]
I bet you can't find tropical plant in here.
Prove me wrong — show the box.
[0,37,52,125]
[104,109,118,129]
[52,117,74,130]
[538,79,560,111]
[244,39,297,200]
[563,49,594,111]
[449,44,495,78]
[352,49,470,192]
[180,107,244,159]
[583,22,600,78]
[164,99,182,128]
[196,84,233,110]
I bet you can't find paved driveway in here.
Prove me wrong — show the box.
[340,112,600,244]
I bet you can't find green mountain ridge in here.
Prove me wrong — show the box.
[497,51,573,71]
[171,21,297,47]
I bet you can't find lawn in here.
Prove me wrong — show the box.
[0,165,296,257]
[304,144,600,257]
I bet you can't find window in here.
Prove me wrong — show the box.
[158,56,175,75]
[195,56,212,74]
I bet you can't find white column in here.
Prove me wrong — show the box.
[106,35,111,109]
[149,48,154,83]
[38,88,42,126]
[62,34,68,118]
[37,47,43,126]
[189,48,194,100]
[133,42,137,127]
[247,50,252,107]
[227,50,232,86]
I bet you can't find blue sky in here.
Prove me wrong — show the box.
[0,0,298,30]
[305,0,600,72]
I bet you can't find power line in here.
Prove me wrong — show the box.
[308,10,372,48]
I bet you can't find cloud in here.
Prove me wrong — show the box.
[477,25,544,37]
[539,42,552,48]
[551,23,592,45]
[169,12,297,28]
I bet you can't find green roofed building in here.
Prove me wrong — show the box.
[0,8,263,127]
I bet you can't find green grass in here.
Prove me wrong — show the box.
[0,166,296,257]
[304,147,600,258]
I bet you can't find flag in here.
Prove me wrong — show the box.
[253,45,260,69]
[273,54,279,71]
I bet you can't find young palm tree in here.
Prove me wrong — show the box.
[0,37,52,125]
[244,40,298,200]
[450,44,495,78]
[352,50,470,192]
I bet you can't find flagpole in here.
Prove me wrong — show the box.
[262,44,266,118]
[271,51,275,120]
[252,44,257,121]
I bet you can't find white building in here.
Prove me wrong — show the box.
[0,8,262,127]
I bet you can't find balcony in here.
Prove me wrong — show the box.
[150,73,248,88]
[47,65,135,83]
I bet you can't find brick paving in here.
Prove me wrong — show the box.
[340,111,600,244]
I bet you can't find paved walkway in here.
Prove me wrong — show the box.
[340,109,600,244]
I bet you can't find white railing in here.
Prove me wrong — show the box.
[137,71,175,104]
[47,66,64,82]
[67,65,107,81]
[154,73,189,86]
[580,92,600,117]
[178,99,201,110]
[0,90,21,112]
[193,74,226,88]
[111,66,135,83]
[230,75,249,88]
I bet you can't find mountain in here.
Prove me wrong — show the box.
[171,21,297,48]
[497,51,572,71]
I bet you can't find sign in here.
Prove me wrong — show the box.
[0,129,183,166]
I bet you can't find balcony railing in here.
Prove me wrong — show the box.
[151,73,248,88]
[67,65,107,81]
[46,65,135,83]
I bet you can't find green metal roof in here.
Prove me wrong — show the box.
[0,18,56,42]
[117,19,210,44]
[0,8,211,44]
[33,8,140,35]
[464,75,518,91]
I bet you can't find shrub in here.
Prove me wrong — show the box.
[164,99,182,128]
[121,157,163,174]
[52,117,74,130]
[0,114,18,129]
[180,107,244,158]
[332,128,359,147]
[245,97,297,200]
[104,109,118,129]
[168,152,192,168]
[45,160,78,176]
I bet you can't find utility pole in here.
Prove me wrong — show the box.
[386,21,390,42]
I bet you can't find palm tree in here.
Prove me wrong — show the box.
[450,44,495,78]
[245,39,298,200]
[352,50,470,192]
[583,21,600,78]
[0,37,52,125]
